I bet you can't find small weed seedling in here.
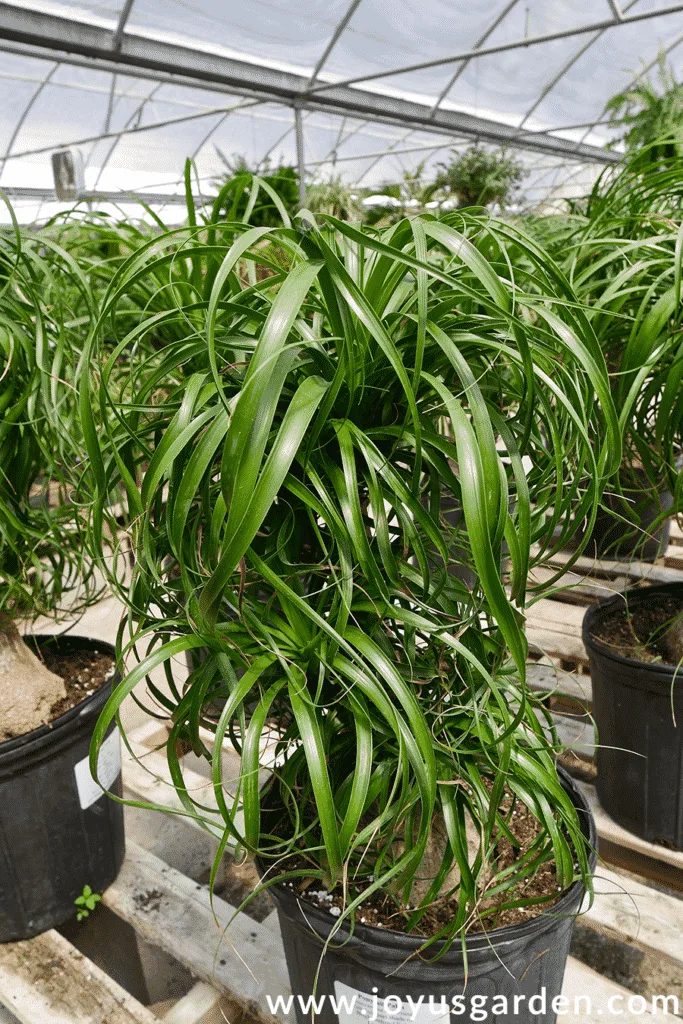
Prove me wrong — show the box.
[75,885,101,921]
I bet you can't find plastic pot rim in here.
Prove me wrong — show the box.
[582,582,683,680]
[0,633,119,762]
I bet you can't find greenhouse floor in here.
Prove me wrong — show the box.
[2,540,683,1023]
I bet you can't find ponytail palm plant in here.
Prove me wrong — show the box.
[0,200,101,738]
[534,155,683,553]
[82,206,620,943]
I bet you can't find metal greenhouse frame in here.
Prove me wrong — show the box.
[1,0,683,208]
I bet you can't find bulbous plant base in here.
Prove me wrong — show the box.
[584,582,683,849]
[259,771,594,1024]
[399,811,481,905]
[0,618,67,741]
[0,635,125,941]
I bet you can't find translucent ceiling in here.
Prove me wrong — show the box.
[0,0,682,220]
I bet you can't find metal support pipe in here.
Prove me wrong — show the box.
[515,0,639,134]
[0,61,58,171]
[294,106,306,206]
[307,0,362,91]
[2,100,260,164]
[606,0,624,21]
[308,2,683,95]
[2,185,188,204]
[429,0,521,117]
[0,2,621,163]
[111,0,135,51]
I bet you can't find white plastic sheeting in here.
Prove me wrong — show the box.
[0,0,681,219]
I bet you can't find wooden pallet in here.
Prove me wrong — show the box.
[1,716,682,1024]
[525,529,683,893]
[2,529,683,1024]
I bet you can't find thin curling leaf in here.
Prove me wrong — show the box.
[288,668,343,885]
[343,626,437,798]
[338,695,373,855]
[251,174,293,229]
[241,680,287,850]
[169,407,231,557]
[307,229,422,444]
[675,220,683,314]
[424,371,527,677]
[622,284,677,378]
[200,374,329,621]
[140,373,212,506]
[491,410,530,606]
[531,304,621,479]
[422,220,512,312]
[218,259,321,511]
[210,652,279,827]
[334,421,390,601]
[89,635,206,783]
[205,225,274,407]
[331,653,434,865]
[427,323,502,528]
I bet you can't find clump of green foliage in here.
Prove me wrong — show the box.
[524,154,683,557]
[0,200,100,625]
[435,146,526,209]
[81,194,627,949]
[606,54,683,169]
[306,175,363,221]
[212,151,300,226]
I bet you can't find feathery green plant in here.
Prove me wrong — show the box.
[436,147,526,210]
[606,55,683,169]
[212,152,300,227]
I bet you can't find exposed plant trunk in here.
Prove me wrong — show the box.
[410,811,481,904]
[0,615,66,741]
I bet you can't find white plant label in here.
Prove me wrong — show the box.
[74,727,121,809]
[333,982,450,1024]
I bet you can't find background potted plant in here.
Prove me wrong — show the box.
[435,146,526,210]
[531,151,683,846]
[530,152,683,562]
[605,53,683,171]
[0,201,124,941]
[81,205,622,1018]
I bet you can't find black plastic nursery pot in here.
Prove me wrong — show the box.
[585,500,671,563]
[582,472,673,563]
[0,635,125,942]
[583,583,683,848]
[261,770,595,1024]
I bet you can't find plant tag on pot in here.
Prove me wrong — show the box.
[73,728,121,809]
[333,982,449,1024]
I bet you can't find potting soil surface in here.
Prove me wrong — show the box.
[272,793,574,938]
[591,593,683,664]
[42,648,115,721]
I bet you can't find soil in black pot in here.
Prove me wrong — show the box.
[40,646,115,721]
[583,584,683,849]
[263,782,578,940]
[589,592,683,665]
[262,772,594,1024]
[1,640,115,741]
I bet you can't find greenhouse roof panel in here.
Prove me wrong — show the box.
[128,0,345,70]
[0,0,682,213]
